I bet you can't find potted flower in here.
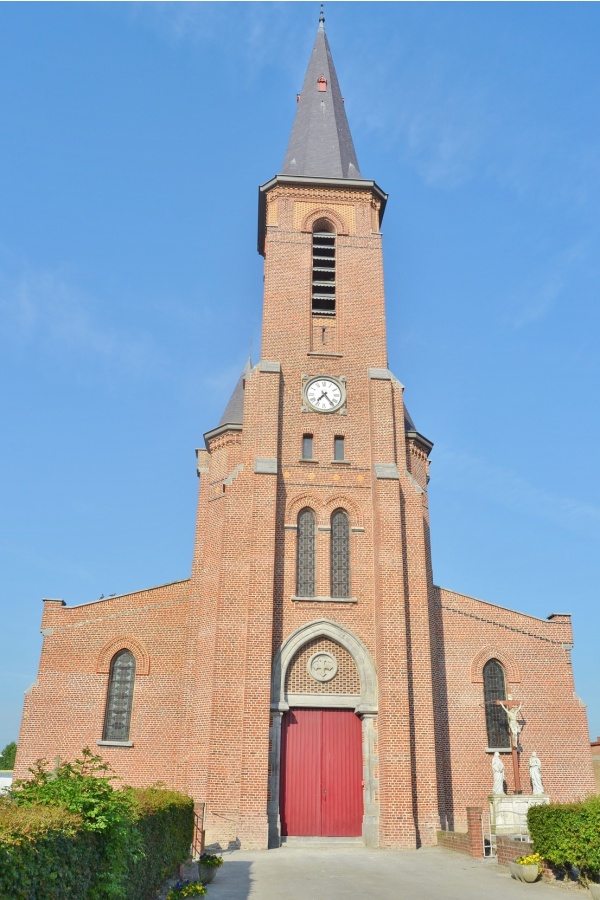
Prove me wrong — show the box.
[508,852,542,884]
[198,852,224,884]
[167,881,207,899]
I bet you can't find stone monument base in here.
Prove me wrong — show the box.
[489,794,550,836]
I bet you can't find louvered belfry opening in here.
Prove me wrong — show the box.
[312,221,336,315]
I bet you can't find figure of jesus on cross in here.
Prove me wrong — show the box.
[496,699,523,793]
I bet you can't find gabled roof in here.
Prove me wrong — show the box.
[281,13,361,180]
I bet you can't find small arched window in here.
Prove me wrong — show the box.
[483,658,510,748]
[297,508,316,597]
[312,220,336,316]
[331,508,350,598]
[103,649,136,742]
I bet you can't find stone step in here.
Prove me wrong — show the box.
[281,836,364,849]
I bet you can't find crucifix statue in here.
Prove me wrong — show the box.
[496,699,523,793]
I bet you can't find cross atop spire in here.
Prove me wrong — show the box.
[281,15,361,180]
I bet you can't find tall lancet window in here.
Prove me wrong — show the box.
[312,220,336,315]
[297,508,316,597]
[331,508,350,598]
[483,658,510,748]
[103,649,136,742]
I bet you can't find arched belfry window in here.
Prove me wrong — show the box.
[297,508,316,597]
[331,508,350,598]
[483,658,510,748]
[312,220,336,316]
[103,649,136,742]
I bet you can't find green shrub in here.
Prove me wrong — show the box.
[0,801,102,899]
[528,796,600,880]
[10,748,142,899]
[123,787,195,900]
[0,749,195,899]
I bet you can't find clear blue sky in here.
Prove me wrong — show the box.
[1,2,599,753]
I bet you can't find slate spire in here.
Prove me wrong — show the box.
[281,11,361,180]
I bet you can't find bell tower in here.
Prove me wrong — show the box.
[182,12,441,850]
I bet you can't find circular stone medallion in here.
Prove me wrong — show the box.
[308,651,338,683]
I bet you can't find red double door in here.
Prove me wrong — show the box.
[280,708,363,837]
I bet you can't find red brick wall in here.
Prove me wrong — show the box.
[496,836,533,867]
[15,580,191,789]
[437,806,484,858]
[437,829,471,855]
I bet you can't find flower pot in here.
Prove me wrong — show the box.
[508,861,539,883]
[588,885,600,900]
[198,864,217,884]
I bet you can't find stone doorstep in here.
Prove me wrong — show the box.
[281,836,364,848]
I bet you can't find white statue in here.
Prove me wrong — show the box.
[529,752,544,795]
[492,751,505,794]
[498,701,523,747]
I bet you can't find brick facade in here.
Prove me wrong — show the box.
[591,738,600,792]
[15,22,596,853]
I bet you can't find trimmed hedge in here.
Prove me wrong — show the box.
[528,796,600,878]
[125,788,195,900]
[0,751,195,899]
[0,801,102,899]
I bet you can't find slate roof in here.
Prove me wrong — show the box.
[281,14,361,180]
[404,407,417,433]
[218,358,252,427]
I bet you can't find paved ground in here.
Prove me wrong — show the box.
[189,843,582,900]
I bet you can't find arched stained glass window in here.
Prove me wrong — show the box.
[331,508,350,598]
[103,649,136,742]
[296,508,316,597]
[483,658,510,748]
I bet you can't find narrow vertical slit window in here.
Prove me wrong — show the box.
[312,221,336,316]
[103,649,136,742]
[302,434,314,460]
[334,436,345,461]
[331,508,350,598]
[296,508,316,597]
[483,658,510,748]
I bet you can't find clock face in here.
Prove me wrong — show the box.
[305,377,344,412]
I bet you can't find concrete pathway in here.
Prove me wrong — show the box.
[200,843,580,900]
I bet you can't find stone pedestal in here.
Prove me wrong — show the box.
[489,794,550,836]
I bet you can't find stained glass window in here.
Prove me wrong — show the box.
[297,508,316,597]
[103,649,136,742]
[483,658,510,748]
[331,508,350,598]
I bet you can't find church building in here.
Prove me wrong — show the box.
[15,15,595,850]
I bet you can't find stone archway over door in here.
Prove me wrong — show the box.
[268,619,378,847]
